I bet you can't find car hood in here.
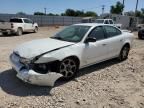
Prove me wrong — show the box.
[14,38,74,58]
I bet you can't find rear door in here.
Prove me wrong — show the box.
[103,26,123,58]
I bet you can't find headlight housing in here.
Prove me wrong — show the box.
[20,57,31,64]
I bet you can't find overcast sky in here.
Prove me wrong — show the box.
[0,0,143,15]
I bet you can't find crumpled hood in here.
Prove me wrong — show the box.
[14,38,74,58]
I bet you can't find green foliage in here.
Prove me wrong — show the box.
[16,12,26,15]
[63,9,97,17]
[65,9,76,16]
[34,12,45,15]
[124,11,135,16]
[125,8,144,17]
[135,10,142,17]
[47,13,59,16]
[33,9,97,17]
[110,1,124,14]
[84,11,97,17]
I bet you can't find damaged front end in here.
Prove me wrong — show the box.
[9,52,63,86]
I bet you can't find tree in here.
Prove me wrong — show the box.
[75,10,84,17]
[16,12,26,15]
[124,11,135,16]
[110,1,124,14]
[141,8,144,17]
[34,12,45,15]
[135,10,142,17]
[84,11,98,17]
[47,13,59,16]
[124,8,144,17]
[65,9,76,16]
[62,9,97,17]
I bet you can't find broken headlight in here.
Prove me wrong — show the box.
[20,57,31,64]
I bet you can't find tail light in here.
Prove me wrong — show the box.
[11,23,14,28]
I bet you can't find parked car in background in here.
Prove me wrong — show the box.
[137,24,144,30]
[138,28,144,39]
[95,19,122,29]
[10,23,133,86]
[0,18,38,36]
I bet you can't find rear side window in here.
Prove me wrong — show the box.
[103,26,122,38]
[104,20,109,24]
[10,19,23,23]
[109,20,114,24]
[88,26,105,41]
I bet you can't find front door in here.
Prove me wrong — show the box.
[23,19,33,31]
[82,26,109,65]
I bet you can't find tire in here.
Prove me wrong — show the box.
[138,34,144,39]
[34,27,38,33]
[58,58,79,80]
[2,32,8,36]
[119,45,130,61]
[16,28,23,36]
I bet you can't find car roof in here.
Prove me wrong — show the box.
[10,17,29,19]
[96,19,112,20]
[74,23,107,27]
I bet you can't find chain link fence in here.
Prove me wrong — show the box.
[0,13,83,26]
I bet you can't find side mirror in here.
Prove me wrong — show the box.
[85,37,96,43]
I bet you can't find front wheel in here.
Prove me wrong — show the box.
[138,34,144,39]
[58,58,78,80]
[119,45,130,61]
[34,27,38,33]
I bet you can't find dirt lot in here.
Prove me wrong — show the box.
[0,27,144,108]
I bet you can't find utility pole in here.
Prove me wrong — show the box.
[102,5,105,15]
[122,0,125,15]
[44,8,47,15]
[135,0,139,14]
[123,0,125,6]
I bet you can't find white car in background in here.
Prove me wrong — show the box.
[95,19,122,29]
[0,18,38,36]
[10,23,133,86]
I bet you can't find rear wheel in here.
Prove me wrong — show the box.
[58,58,78,80]
[119,45,130,61]
[2,32,8,36]
[16,28,23,36]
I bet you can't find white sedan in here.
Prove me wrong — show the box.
[10,23,133,86]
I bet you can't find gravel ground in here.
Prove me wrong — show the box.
[0,27,144,108]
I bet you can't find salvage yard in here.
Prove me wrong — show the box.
[0,27,144,108]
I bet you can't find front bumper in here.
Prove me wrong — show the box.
[9,53,63,86]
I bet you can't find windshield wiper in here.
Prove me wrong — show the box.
[51,37,63,40]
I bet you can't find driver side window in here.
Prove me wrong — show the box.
[88,26,105,41]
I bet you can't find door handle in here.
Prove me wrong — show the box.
[102,44,107,46]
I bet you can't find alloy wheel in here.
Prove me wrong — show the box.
[60,58,77,79]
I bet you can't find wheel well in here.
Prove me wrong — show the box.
[64,56,80,67]
[17,27,23,32]
[123,43,130,49]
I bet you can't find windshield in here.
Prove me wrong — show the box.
[95,20,104,23]
[51,25,91,42]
